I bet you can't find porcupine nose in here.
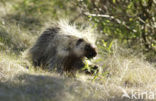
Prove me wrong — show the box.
[85,44,97,59]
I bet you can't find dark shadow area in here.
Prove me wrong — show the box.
[0,73,144,101]
[0,73,66,101]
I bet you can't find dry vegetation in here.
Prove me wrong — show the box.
[0,1,156,101]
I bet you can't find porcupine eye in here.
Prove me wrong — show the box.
[76,38,84,46]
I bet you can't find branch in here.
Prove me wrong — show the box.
[84,12,114,19]
[84,12,137,33]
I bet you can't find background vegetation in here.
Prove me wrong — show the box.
[0,0,156,101]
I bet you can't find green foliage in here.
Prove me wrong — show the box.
[97,40,113,56]
[78,0,156,56]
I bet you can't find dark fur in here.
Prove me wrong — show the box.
[29,26,97,74]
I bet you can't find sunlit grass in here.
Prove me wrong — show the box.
[0,0,156,101]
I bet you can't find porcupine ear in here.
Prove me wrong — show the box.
[76,38,84,46]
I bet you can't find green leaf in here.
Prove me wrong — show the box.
[112,0,116,3]
[108,41,113,52]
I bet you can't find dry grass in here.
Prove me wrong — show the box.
[0,1,156,101]
[1,44,156,101]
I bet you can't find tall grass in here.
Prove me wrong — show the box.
[0,0,156,101]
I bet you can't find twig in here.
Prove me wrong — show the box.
[84,12,137,33]
[84,12,114,19]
